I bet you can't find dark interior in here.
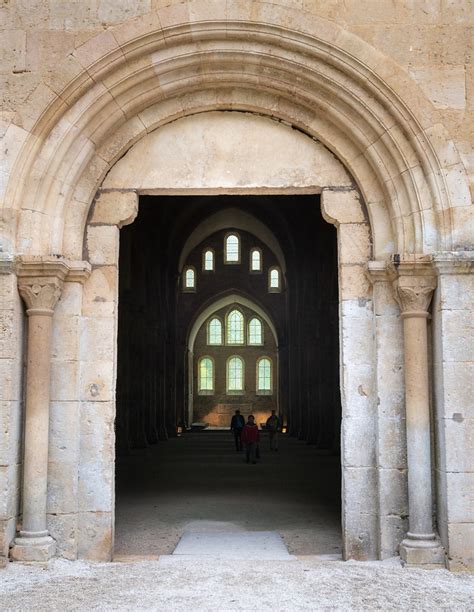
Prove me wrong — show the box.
[116,194,340,454]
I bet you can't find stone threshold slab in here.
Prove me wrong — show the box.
[170,531,296,560]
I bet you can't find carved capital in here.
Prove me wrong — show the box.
[16,257,70,314]
[394,278,436,315]
[18,279,62,313]
[390,255,437,316]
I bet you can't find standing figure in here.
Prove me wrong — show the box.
[230,409,245,451]
[265,410,280,451]
[241,415,260,464]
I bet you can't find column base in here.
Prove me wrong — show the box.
[10,533,56,564]
[400,536,445,569]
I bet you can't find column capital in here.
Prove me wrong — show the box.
[390,255,437,316]
[16,256,91,313]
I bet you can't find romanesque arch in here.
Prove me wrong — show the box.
[2,1,472,570]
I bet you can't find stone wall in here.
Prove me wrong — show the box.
[0,0,472,196]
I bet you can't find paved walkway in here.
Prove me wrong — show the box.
[1,556,473,610]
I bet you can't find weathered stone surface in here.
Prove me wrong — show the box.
[47,513,78,561]
[77,512,113,561]
[447,523,474,571]
[103,112,352,191]
[86,226,120,267]
[82,266,118,317]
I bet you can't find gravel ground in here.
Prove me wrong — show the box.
[1,557,473,611]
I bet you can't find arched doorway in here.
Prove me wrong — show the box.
[4,3,469,568]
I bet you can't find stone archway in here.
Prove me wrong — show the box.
[3,2,472,569]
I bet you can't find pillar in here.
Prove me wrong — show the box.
[367,261,407,559]
[10,258,70,562]
[393,255,444,567]
[321,188,377,560]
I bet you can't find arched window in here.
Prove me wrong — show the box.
[248,318,263,345]
[257,357,272,394]
[203,249,214,271]
[207,317,222,345]
[250,248,262,272]
[269,267,281,292]
[227,309,244,344]
[184,266,196,290]
[227,356,244,393]
[225,233,240,263]
[198,357,214,394]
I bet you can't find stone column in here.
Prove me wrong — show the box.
[10,258,70,562]
[393,256,444,567]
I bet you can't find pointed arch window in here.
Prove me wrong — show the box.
[207,317,223,345]
[227,309,244,344]
[225,233,240,264]
[257,357,272,394]
[227,356,244,394]
[248,318,263,345]
[198,357,214,394]
[250,248,262,272]
[203,249,214,271]
[269,267,281,292]
[183,266,196,291]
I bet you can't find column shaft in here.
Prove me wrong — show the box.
[402,313,434,538]
[21,311,54,535]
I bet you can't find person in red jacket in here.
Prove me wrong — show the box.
[241,415,260,464]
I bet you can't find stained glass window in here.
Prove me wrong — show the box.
[227,309,244,344]
[257,357,272,392]
[227,356,244,392]
[208,318,222,345]
[184,267,195,289]
[269,267,280,290]
[225,234,240,263]
[199,357,214,392]
[204,249,214,271]
[248,318,263,345]
[250,248,262,271]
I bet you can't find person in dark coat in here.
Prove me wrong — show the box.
[241,415,260,464]
[230,409,245,451]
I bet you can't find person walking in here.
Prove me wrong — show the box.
[230,409,245,451]
[265,410,280,451]
[241,415,260,464]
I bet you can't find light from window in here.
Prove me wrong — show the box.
[257,357,272,392]
[225,234,239,262]
[251,249,262,271]
[208,318,222,345]
[227,309,244,344]
[227,356,244,392]
[248,318,262,345]
[185,267,195,288]
[199,357,213,392]
[269,268,280,289]
[204,249,214,271]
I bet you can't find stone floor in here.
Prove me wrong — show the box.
[3,433,473,610]
[2,556,473,610]
[114,431,342,558]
